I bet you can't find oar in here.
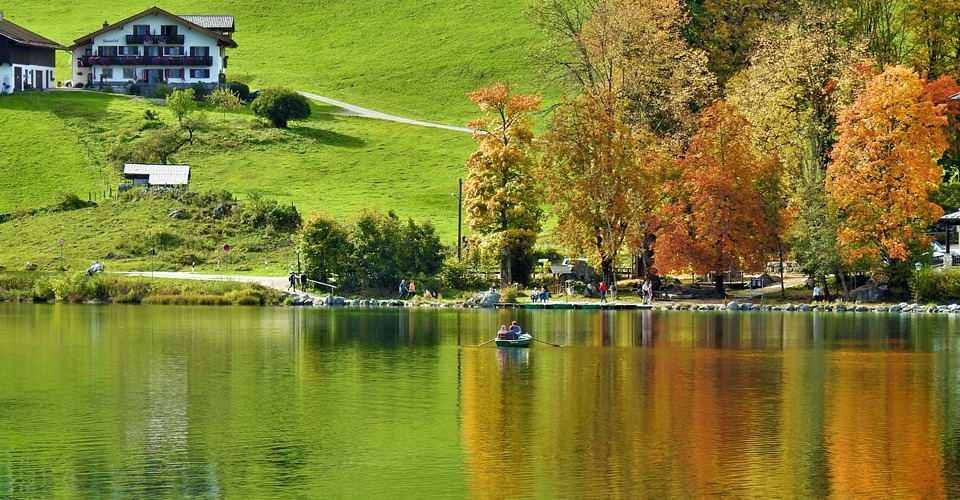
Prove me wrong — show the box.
[531,337,562,347]
[474,338,498,347]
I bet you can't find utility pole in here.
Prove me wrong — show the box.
[457,177,463,261]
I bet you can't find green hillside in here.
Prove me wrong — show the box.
[6,0,563,125]
[0,92,474,237]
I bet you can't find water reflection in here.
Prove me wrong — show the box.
[2,305,960,497]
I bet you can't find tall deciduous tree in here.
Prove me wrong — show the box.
[656,100,782,297]
[463,83,543,285]
[541,91,670,284]
[726,6,862,295]
[531,0,715,137]
[684,0,799,88]
[827,65,949,267]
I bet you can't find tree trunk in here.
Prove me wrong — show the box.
[715,273,725,299]
[777,240,786,299]
[601,256,614,287]
[499,244,512,285]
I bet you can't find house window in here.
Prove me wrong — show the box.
[189,47,210,57]
[118,46,138,56]
[160,25,178,36]
[97,46,118,57]
[163,46,184,56]
[145,46,161,57]
[101,68,114,79]
[190,69,210,79]
[123,68,135,79]
[166,69,184,79]
[133,25,150,35]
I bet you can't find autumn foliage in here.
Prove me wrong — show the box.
[656,100,782,295]
[541,91,671,282]
[827,66,949,265]
[463,83,543,285]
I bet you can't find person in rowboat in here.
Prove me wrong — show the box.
[508,321,522,340]
[497,325,508,340]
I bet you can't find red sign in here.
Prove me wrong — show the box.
[223,244,231,252]
[58,238,65,247]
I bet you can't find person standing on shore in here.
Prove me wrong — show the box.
[399,279,408,300]
[599,282,608,303]
[813,285,822,303]
[408,281,416,299]
[288,271,296,291]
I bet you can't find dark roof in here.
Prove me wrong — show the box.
[0,17,65,50]
[69,6,237,50]
[177,15,234,31]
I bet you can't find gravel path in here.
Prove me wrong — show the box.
[298,91,475,133]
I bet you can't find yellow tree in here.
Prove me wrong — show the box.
[827,65,949,268]
[541,90,671,283]
[463,83,543,285]
[656,100,782,297]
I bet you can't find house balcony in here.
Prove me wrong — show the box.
[83,56,213,67]
[126,34,186,45]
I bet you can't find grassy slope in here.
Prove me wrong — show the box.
[0,91,474,270]
[0,1,565,268]
[7,0,562,125]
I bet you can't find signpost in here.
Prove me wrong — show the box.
[149,247,156,277]
[223,244,230,268]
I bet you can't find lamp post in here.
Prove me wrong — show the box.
[296,248,301,275]
[452,177,463,261]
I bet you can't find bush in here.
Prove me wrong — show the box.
[190,82,209,100]
[226,81,250,101]
[250,87,311,128]
[151,84,174,99]
[910,267,960,302]
[128,82,141,96]
[439,259,485,291]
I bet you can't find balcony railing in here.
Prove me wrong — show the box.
[126,34,186,45]
[83,56,214,67]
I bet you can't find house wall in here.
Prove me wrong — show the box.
[71,15,228,87]
[0,63,56,93]
[0,39,57,93]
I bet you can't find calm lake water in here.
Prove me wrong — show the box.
[2,303,960,498]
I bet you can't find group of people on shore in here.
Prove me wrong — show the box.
[398,279,417,300]
[288,271,308,292]
[530,286,551,302]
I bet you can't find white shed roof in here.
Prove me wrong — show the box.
[123,164,191,185]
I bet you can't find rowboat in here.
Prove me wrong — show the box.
[496,333,532,348]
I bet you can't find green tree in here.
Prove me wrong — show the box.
[208,87,243,117]
[299,212,352,284]
[463,83,544,285]
[251,87,312,128]
[166,88,196,124]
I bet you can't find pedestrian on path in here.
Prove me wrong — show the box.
[300,272,308,292]
[599,282,608,303]
[288,271,296,291]
[399,279,408,300]
[813,285,822,303]
[408,281,416,299]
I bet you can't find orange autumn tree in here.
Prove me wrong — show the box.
[541,90,671,284]
[656,100,782,297]
[827,65,948,269]
[463,83,543,285]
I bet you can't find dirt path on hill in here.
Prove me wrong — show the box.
[297,91,475,133]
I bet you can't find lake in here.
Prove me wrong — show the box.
[1,303,960,498]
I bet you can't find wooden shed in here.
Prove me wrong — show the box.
[123,163,190,186]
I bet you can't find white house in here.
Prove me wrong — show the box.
[68,6,237,89]
[0,11,65,93]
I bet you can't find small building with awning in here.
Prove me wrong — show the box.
[123,163,190,186]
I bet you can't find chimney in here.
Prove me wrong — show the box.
[103,21,109,28]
